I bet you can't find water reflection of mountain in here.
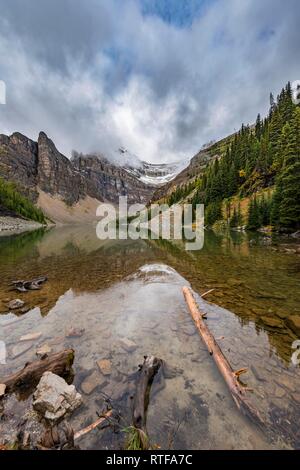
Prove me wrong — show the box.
[0,226,299,364]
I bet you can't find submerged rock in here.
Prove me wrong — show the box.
[33,372,82,421]
[292,393,300,404]
[11,341,34,359]
[7,299,25,310]
[181,324,196,336]
[119,338,137,353]
[20,332,42,342]
[260,316,283,329]
[274,386,286,399]
[251,365,266,382]
[65,328,85,338]
[97,359,112,376]
[36,344,52,357]
[227,278,244,287]
[274,374,295,392]
[285,316,300,336]
[81,370,105,395]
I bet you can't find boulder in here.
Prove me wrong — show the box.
[33,371,82,421]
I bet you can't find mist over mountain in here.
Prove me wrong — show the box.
[0,0,298,163]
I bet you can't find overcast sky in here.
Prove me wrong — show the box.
[0,0,299,163]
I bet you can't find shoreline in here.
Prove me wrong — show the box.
[0,215,48,237]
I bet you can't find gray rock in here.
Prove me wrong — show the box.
[33,372,82,421]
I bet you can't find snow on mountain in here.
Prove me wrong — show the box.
[115,148,189,187]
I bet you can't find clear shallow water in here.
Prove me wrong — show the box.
[0,227,299,449]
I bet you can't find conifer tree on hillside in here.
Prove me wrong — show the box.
[246,197,261,231]
[277,108,300,231]
[255,114,262,140]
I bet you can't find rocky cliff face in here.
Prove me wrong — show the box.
[71,153,156,205]
[0,131,158,210]
[37,132,99,205]
[0,132,39,201]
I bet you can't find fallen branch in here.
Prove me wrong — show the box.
[131,355,162,449]
[201,288,215,298]
[1,349,74,394]
[182,286,263,426]
[74,409,113,440]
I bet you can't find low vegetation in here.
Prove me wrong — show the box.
[0,177,46,223]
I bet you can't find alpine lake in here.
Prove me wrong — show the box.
[0,225,300,450]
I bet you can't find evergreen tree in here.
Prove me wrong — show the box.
[270,183,282,227]
[277,108,300,230]
[247,197,261,230]
[205,201,222,226]
[255,114,262,140]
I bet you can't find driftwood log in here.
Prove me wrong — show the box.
[133,355,162,431]
[1,348,75,394]
[182,287,263,426]
[10,276,48,292]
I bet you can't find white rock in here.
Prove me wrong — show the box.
[33,371,82,421]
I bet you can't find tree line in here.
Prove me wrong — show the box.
[189,82,300,232]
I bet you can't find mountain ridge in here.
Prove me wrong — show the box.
[0,131,190,223]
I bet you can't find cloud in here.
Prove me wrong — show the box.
[0,0,299,163]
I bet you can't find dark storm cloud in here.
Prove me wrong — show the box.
[0,0,299,162]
